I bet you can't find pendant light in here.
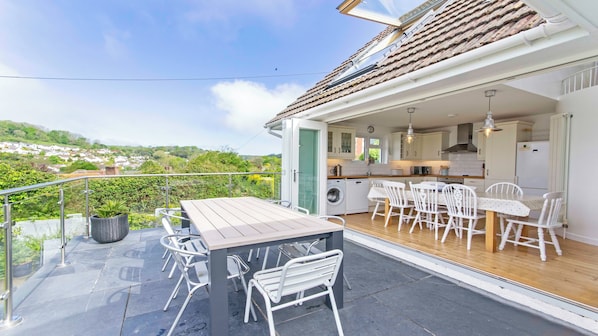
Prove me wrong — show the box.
[406,107,415,144]
[478,89,502,137]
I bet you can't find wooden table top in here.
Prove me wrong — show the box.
[180,197,343,250]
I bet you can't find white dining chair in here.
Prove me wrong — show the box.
[382,181,415,231]
[409,182,447,240]
[276,215,352,289]
[499,191,564,261]
[244,249,345,336]
[160,234,256,336]
[159,210,195,278]
[370,179,387,220]
[485,182,524,236]
[441,184,486,250]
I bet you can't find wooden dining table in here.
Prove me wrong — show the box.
[180,197,344,336]
[367,186,546,252]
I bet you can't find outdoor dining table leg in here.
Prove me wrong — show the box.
[325,230,344,309]
[208,248,229,336]
[485,210,498,252]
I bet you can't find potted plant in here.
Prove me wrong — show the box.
[90,200,130,243]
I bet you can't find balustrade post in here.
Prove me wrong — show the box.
[58,187,67,267]
[228,174,232,198]
[0,196,23,329]
[84,178,90,238]
[165,176,170,208]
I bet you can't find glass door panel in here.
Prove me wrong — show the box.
[281,118,327,215]
[299,129,317,214]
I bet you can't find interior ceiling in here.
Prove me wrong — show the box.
[345,82,560,131]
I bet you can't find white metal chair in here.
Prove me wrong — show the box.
[276,215,352,289]
[441,184,486,250]
[160,234,256,336]
[382,181,415,231]
[159,210,196,278]
[370,179,387,220]
[499,191,564,261]
[485,182,524,236]
[244,249,345,336]
[409,182,447,240]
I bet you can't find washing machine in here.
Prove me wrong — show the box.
[327,179,346,215]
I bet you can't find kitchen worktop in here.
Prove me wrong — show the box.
[328,175,485,179]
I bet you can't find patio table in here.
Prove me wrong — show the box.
[367,186,545,252]
[180,197,344,336]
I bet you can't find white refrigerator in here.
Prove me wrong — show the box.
[515,141,549,196]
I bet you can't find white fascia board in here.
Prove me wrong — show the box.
[304,23,589,124]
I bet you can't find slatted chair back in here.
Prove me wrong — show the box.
[485,182,523,196]
[442,184,479,220]
[274,250,342,302]
[410,182,441,214]
[537,192,564,228]
[161,217,177,235]
[383,181,409,208]
[244,249,344,336]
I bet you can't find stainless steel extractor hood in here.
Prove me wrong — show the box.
[443,123,478,153]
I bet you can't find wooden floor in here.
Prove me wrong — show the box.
[343,212,598,310]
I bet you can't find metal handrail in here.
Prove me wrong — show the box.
[0,171,280,328]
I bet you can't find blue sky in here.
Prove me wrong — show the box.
[0,0,421,155]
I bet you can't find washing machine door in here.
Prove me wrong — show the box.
[327,186,344,205]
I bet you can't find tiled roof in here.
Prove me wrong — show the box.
[267,0,543,125]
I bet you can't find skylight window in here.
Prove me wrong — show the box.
[338,0,405,26]
[327,29,402,87]
[329,0,450,88]
[337,0,447,27]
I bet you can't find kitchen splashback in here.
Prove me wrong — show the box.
[330,153,483,176]
[448,152,484,176]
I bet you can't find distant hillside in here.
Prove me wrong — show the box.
[0,120,251,159]
[0,120,92,148]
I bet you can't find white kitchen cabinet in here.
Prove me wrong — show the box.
[346,178,369,214]
[390,132,403,160]
[484,121,532,189]
[327,126,355,159]
[476,132,486,160]
[421,132,449,160]
[464,178,485,191]
[390,132,421,160]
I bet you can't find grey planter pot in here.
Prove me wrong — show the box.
[90,214,129,243]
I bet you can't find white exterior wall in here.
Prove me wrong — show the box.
[557,86,598,245]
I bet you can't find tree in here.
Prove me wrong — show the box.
[60,160,99,173]
[139,160,166,174]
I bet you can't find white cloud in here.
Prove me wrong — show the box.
[211,80,305,132]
